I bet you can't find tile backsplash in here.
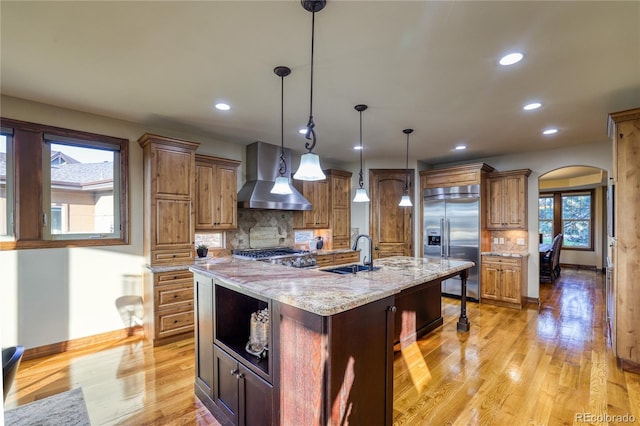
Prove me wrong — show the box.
[226,209,294,249]
[489,230,529,253]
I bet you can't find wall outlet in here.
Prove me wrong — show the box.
[493,238,499,244]
[517,238,526,245]
[499,237,505,244]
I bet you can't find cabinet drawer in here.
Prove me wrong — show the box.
[483,256,520,266]
[157,282,194,310]
[156,270,193,285]
[316,254,334,266]
[152,249,194,265]
[332,238,350,250]
[157,308,194,338]
[335,252,360,264]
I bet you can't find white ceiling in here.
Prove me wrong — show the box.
[1,1,639,165]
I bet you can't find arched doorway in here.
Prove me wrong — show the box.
[538,166,608,284]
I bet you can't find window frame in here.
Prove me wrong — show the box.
[0,129,15,239]
[0,117,129,250]
[539,189,595,251]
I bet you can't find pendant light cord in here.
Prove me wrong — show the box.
[359,109,364,189]
[304,9,317,152]
[279,73,287,177]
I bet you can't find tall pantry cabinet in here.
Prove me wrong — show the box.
[607,108,640,372]
[138,133,200,346]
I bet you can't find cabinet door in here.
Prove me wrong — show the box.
[195,162,215,229]
[154,199,192,249]
[502,175,526,229]
[214,347,240,425]
[215,165,238,229]
[239,365,273,426]
[481,261,500,300]
[153,146,192,198]
[331,175,350,209]
[500,263,521,304]
[485,178,504,229]
[332,208,350,248]
[314,180,330,228]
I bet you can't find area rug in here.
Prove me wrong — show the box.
[4,387,91,425]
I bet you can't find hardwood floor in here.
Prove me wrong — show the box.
[4,268,639,425]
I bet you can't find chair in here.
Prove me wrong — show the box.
[3,345,24,401]
[551,234,563,279]
[540,233,562,283]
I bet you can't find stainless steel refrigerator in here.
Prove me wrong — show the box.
[423,185,480,300]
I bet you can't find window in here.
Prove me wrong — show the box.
[538,190,594,250]
[538,195,554,244]
[0,118,129,249]
[44,139,121,239]
[0,131,14,239]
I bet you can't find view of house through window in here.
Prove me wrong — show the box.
[0,134,12,238]
[539,191,593,249]
[46,142,118,237]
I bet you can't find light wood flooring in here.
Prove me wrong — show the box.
[4,268,639,425]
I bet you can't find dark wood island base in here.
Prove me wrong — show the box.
[191,256,473,425]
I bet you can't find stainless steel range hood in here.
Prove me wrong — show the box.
[237,141,312,210]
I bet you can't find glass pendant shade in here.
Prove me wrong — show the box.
[353,187,370,202]
[399,194,413,207]
[293,152,326,181]
[270,176,293,194]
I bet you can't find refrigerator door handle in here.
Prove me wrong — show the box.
[440,218,445,257]
[446,219,451,257]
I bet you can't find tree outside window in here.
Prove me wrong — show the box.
[539,190,594,250]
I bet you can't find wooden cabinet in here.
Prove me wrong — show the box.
[481,255,527,309]
[294,169,352,249]
[294,179,329,228]
[195,276,275,425]
[485,169,531,230]
[315,251,360,267]
[195,154,240,231]
[213,346,274,426]
[143,269,194,346]
[327,169,352,249]
[420,163,495,189]
[607,108,640,371]
[138,133,199,266]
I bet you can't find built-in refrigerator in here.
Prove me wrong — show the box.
[423,185,480,300]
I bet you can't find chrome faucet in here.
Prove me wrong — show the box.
[352,234,374,270]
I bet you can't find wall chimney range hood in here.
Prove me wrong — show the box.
[237,141,312,210]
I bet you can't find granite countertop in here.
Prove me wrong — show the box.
[190,256,474,316]
[481,252,530,258]
[144,257,211,273]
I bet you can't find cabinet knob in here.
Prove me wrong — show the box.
[174,320,178,324]
[174,294,178,298]
[388,306,397,312]
[230,368,239,376]
[237,372,245,379]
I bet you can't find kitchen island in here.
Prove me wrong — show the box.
[190,256,473,425]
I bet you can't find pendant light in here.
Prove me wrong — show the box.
[353,104,370,202]
[271,66,294,195]
[293,0,327,181]
[398,128,413,207]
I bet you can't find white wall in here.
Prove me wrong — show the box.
[0,95,244,349]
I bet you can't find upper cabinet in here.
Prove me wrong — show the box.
[195,154,241,231]
[294,179,330,229]
[138,133,200,266]
[485,169,531,230]
[327,169,352,249]
[293,169,352,249]
[420,163,495,189]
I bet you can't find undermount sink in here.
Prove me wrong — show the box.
[323,264,381,274]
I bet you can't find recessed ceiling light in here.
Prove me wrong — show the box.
[455,145,467,151]
[543,128,558,135]
[353,146,363,150]
[499,52,524,66]
[215,103,230,111]
[298,128,307,134]
[523,102,542,111]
